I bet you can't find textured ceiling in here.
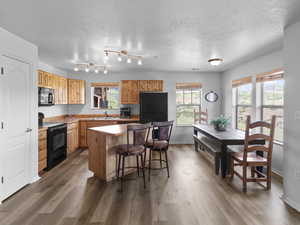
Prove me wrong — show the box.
[1,0,300,72]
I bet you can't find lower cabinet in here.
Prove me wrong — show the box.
[67,122,79,154]
[38,128,47,173]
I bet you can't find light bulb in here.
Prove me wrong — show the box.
[95,69,99,73]
[117,54,122,62]
[127,57,132,64]
[137,59,142,65]
[85,67,90,72]
[103,69,108,74]
[74,67,79,71]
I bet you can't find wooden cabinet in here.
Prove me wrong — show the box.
[53,75,68,104]
[79,121,118,148]
[120,80,163,104]
[38,70,68,104]
[68,79,85,104]
[38,70,54,88]
[38,128,47,173]
[67,122,79,154]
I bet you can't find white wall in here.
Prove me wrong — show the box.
[220,50,284,175]
[67,71,222,144]
[0,27,39,192]
[38,61,69,117]
[282,20,300,212]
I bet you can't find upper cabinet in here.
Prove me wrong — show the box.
[38,70,54,88]
[68,79,85,104]
[53,75,68,105]
[121,80,163,104]
[38,70,85,105]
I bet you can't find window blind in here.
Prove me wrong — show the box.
[91,82,119,87]
[256,68,284,83]
[176,82,202,89]
[232,76,252,87]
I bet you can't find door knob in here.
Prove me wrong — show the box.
[26,128,32,133]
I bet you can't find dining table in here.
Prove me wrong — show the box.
[193,124,265,178]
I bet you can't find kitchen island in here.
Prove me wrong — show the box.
[87,124,138,182]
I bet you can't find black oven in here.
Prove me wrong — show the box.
[46,123,67,170]
[39,87,54,106]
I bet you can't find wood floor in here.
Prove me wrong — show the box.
[1,145,300,225]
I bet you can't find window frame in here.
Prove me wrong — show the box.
[235,83,252,131]
[176,87,202,126]
[90,86,120,110]
[260,79,284,145]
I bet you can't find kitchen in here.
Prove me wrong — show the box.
[2,1,300,224]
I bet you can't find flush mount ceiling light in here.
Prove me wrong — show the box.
[104,49,144,65]
[208,58,223,66]
[73,63,110,74]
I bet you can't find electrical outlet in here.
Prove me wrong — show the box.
[295,170,300,181]
[294,111,300,120]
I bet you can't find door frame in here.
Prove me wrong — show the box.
[0,51,38,202]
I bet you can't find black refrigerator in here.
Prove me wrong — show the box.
[140,92,168,123]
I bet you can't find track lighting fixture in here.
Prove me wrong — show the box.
[127,57,132,64]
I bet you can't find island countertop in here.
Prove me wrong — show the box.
[88,124,131,136]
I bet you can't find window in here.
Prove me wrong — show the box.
[176,83,202,125]
[260,75,284,143]
[234,81,252,131]
[91,83,119,109]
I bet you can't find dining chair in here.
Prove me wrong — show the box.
[114,123,151,191]
[229,115,276,192]
[194,108,208,124]
[145,121,174,180]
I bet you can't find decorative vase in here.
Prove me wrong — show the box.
[214,123,226,131]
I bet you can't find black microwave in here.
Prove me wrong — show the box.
[38,87,54,106]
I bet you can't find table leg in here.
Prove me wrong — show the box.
[221,144,227,178]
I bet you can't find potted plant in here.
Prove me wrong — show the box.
[211,115,230,131]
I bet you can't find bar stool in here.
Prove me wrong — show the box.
[145,121,174,180]
[114,123,151,191]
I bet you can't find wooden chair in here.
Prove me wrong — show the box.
[145,121,174,180]
[114,123,151,191]
[229,115,276,192]
[194,108,208,124]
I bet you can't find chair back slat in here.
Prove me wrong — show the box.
[243,115,276,161]
[246,145,270,153]
[194,109,208,124]
[127,123,151,146]
[249,121,271,129]
[247,134,272,142]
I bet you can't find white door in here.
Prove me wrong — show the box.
[0,55,31,201]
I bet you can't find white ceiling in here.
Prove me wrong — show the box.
[1,0,300,72]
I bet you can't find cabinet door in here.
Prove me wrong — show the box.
[79,80,85,104]
[38,70,43,87]
[68,79,85,104]
[79,121,87,147]
[127,80,139,104]
[120,80,129,104]
[61,77,68,104]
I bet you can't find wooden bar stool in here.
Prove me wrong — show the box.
[145,121,174,180]
[229,115,276,192]
[114,123,151,191]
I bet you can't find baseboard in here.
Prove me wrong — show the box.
[282,195,300,213]
[272,170,283,183]
[31,175,40,183]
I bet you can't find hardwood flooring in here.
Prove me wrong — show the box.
[1,145,300,225]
